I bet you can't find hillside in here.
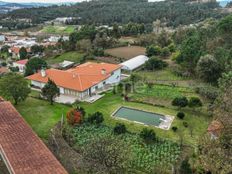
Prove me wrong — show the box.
[6,0,221,27]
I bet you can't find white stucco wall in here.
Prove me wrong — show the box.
[13,63,25,73]
[90,68,121,93]
[31,81,46,88]
[106,69,121,84]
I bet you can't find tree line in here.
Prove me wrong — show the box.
[3,0,222,27]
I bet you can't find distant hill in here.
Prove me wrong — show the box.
[0,1,56,14]
[219,0,232,7]
[6,0,221,26]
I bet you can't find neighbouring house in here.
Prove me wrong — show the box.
[27,62,122,101]
[53,17,74,24]
[0,35,5,42]
[207,120,224,139]
[120,55,149,71]
[0,67,9,75]
[59,60,75,70]
[9,46,31,58]
[0,97,67,174]
[48,36,69,43]
[12,59,28,73]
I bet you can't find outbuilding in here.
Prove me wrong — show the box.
[120,55,149,71]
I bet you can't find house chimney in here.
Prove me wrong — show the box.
[41,69,46,77]
[101,69,106,75]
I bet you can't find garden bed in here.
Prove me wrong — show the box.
[69,123,181,173]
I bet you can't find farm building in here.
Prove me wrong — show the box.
[120,55,149,71]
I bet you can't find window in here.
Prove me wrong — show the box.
[111,72,114,76]
[103,81,106,85]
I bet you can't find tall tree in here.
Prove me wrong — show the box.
[0,73,30,105]
[25,58,47,76]
[199,72,232,173]
[41,79,60,105]
[19,47,27,60]
[196,54,222,83]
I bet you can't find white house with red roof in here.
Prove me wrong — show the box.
[27,62,122,102]
[9,46,31,58]
[13,59,28,73]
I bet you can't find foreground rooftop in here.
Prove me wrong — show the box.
[0,97,67,174]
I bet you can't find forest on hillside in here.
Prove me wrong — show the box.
[3,0,223,27]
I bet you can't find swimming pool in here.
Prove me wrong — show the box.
[112,107,165,127]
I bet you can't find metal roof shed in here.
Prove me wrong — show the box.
[120,55,149,71]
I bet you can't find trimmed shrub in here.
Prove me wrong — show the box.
[113,123,127,135]
[188,97,203,108]
[87,112,104,125]
[140,128,156,143]
[172,126,178,132]
[183,121,188,128]
[177,112,185,119]
[172,97,188,108]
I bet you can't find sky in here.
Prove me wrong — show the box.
[0,0,224,3]
[1,0,85,3]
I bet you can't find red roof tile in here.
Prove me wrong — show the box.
[0,99,67,174]
[14,59,28,65]
[27,62,122,92]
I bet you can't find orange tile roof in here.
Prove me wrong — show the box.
[0,99,67,174]
[208,120,223,136]
[10,47,30,54]
[0,67,9,74]
[27,62,122,92]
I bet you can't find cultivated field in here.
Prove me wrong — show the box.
[105,46,146,59]
[41,25,76,34]
[45,51,84,65]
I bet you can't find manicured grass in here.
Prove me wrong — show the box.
[15,90,210,145]
[79,92,210,145]
[46,51,84,65]
[41,25,76,34]
[105,46,146,59]
[16,97,70,141]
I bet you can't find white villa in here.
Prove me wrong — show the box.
[27,62,122,102]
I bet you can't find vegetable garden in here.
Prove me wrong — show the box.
[70,124,181,173]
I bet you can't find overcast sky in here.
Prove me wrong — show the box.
[1,0,222,3]
[1,0,85,3]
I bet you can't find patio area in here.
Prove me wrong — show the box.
[54,95,78,104]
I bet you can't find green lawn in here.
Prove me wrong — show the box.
[79,92,210,145]
[16,97,70,141]
[46,51,84,65]
[41,25,76,34]
[16,91,210,145]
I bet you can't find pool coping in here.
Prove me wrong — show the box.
[111,106,175,130]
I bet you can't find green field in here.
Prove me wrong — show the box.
[105,46,146,59]
[41,25,76,34]
[46,51,84,65]
[16,91,210,145]
[16,96,70,140]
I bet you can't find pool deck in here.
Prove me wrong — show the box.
[111,106,174,130]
